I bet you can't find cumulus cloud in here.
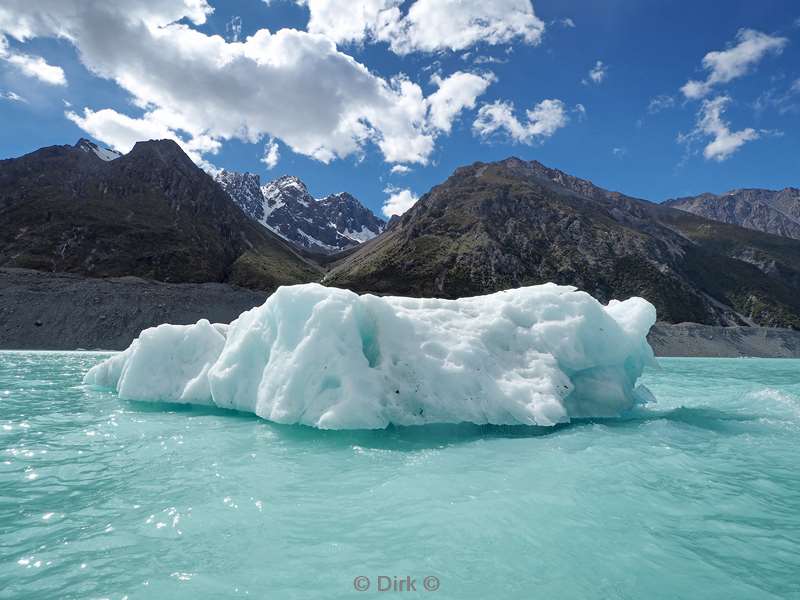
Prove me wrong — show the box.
[473,99,568,144]
[382,186,418,217]
[0,35,65,85]
[678,95,759,162]
[0,1,495,168]
[583,60,607,85]
[302,0,545,54]
[261,138,280,169]
[390,164,411,174]
[681,29,788,99]
[426,71,495,133]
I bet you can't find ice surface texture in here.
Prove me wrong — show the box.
[84,283,657,429]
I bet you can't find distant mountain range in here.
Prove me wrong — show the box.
[2,140,800,329]
[0,139,320,290]
[664,188,800,241]
[215,171,384,254]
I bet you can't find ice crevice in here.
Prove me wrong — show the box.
[84,283,658,429]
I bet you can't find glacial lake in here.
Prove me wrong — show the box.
[1,352,798,599]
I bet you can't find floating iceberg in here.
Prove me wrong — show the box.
[84,283,657,429]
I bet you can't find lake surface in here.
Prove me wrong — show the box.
[1,352,798,599]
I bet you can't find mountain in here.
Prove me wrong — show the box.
[325,157,800,329]
[75,137,123,162]
[0,139,321,290]
[215,171,384,254]
[664,188,800,240]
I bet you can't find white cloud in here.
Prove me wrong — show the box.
[65,107,222,171]
[1,90,26,102]
[678,95,759,162]
[647,94,675,114]
[612,146,627,157]
[583,60,607,85]
[573,103,586,121]
[66,108,176,152]
[0,1,494,168]
[390,164,411,174]
[0,35,65,85]
[261,138,280,169]
[426,71,495,134]
[381,186,418,217]
[302,0,545,54]
[473,98,568,144]
[681,29,788,99]
[557,18,575,28]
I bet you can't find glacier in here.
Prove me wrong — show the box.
[83,283,657,429]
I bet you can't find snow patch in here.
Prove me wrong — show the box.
[85,284,657,429]
[342,225,380,243]
[77,139,122,161]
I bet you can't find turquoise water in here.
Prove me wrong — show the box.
[1,352,798,600]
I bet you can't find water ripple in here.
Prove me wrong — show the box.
[0,352,799,599]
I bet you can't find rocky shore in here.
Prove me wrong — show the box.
[0,268,267,350]
[2,268,800,357]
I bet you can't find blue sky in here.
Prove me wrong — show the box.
[1,1,798,219]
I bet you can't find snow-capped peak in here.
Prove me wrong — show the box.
[75,138,122,161]
[273,175,308,195]
[217,171,385,254]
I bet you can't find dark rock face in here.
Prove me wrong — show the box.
[0,139,321,291]
[326,157,800,329]
[664,188,800,240]
[216,173,384,254]
[214,170,265,222]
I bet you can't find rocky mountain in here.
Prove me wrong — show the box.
[215,171,384,254]
[0,139,321,291]
[664,188,800,240]
[75,137,123,162]
[326,157,800,329]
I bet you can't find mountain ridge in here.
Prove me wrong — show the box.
[326,156,800,329]
[3,140,800,330]
[0,138,321,291]
[663,187,800,241]
[215,171,384,254]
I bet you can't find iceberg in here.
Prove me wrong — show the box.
[84,283,657,429]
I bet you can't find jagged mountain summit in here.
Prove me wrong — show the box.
[664,188,800,241]
[326,157,800,329]
[215,171,384,254]
[75,138,122,161]
[0,139,320,290]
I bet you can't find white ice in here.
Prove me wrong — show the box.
[84,283,657,429]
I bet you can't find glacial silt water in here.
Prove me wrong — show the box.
[1,352,798,599]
